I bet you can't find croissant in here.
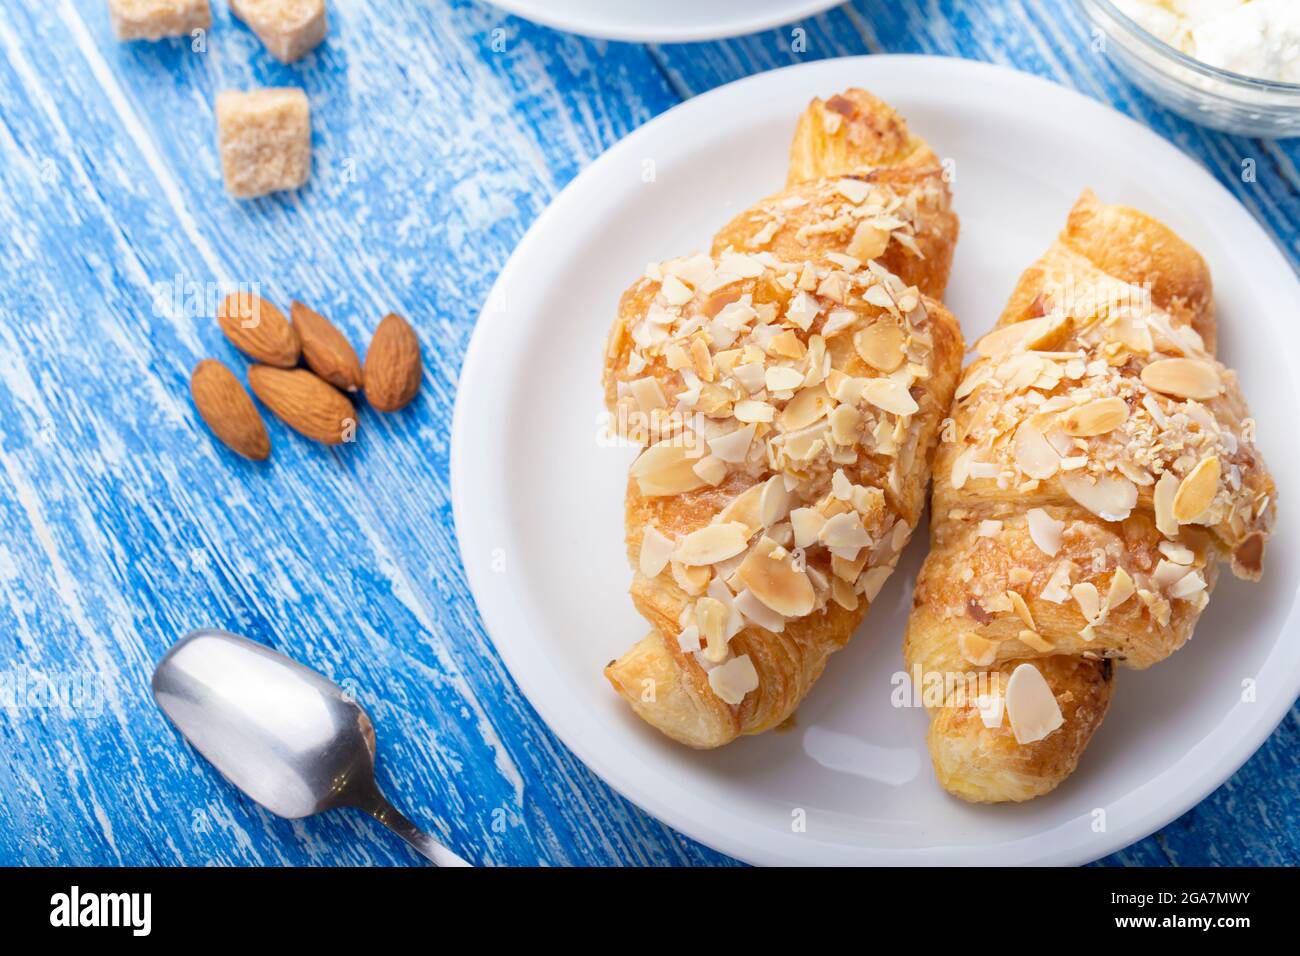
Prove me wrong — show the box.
[602,90,963,747]
[905,190,1276,801]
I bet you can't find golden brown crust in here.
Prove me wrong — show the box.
[906,191,1275,801]
[601,89,963,748]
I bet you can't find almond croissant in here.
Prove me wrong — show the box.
[905,191,1275,801]
[602,90,963,747]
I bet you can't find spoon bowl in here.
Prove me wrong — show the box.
[152,628,468,866]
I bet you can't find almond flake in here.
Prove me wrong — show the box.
[1172,455,1220,523]
[1062,397,1129,437]
[829,404,860,444]
[708,654,759,705]
[959,633,998,667]
[1026,508,1064,557]
[1007,590,1036,631]
[831,468,852,500]
[1106,567,1136,609]
[708,424,756,463]
[853,321,905,372]
[790,508,826,549]
[1014,421,1060,480]
[765,366,804,391]
[820,511,871,549]
[677,624,701,653]
[830,576,859,610]
[1169,570,1207,600]
[1060,472,1138,522]
[696,597,730,661]
[733,587,784,632]
[1140,358,1222,400]
[1152,558,1190,589]
[692,455,727,486]
[734,400,776,423]
[1071,582,1101,623]
[673,522,750,566]
[629,376,667,412]
[779,385,832,431]
[859,565,892,602]
[639,525,675,578]
[861,378,918,416]
[847,222,889,261]
[737,538,815,618]
[660,274,694,306]
[978,520,1003,537]
[1154,470,1179,536]
[631,440,709,496]
[1004,663,1063,744]
[759,475,791,527]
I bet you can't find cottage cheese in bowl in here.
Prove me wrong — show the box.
[1116,0,1300,82]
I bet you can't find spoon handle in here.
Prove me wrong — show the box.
[358,792,471,867]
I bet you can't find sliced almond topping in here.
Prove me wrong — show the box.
[689,336,715,382]
[860,565,892,602]
[978,519,1004,537]
[708,424,756,464]
[737,537,816,618]
[631,440,709,496]
[1060,472,1138,522]
[1106,567,1135,610]
[1154,470,1179,537]
[673,522,750,566]
[831,468,852,500]
[733,588,785,632]
[628,376,667,412]
[759,475,791,527]
[958,633,998,667]
[707,654,759,705]
[765,366,805,392]
[1152,558,1190,589]
[790,507,826,549]
[847,221,890,261]
[1062,397,1129,437]
[1017,629,1054,653]
[766,330,806,359]
[820,511,872,549]
[638,525,675,578]
[696,597,730,661]
[1071,582,1101,623]
[861,378,918,417]
[1004,663,1063,745]
[853,320,905,372]
[1026,508,1064,557]
[677,624,701,653]
[830,575,859,610]
[1140,358,1222,401]
[671,561,710,595]
[691,454,727,487]
[1172,455,1220,523]
[734,399,776,423]
[1169,570,1207,600]
[1014,421,1060,480]
[718,484,763,535]
[778,385,831,431]
[829,404,860,445]
[1007,590,1036,631]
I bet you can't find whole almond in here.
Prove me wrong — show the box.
[190,359,271,461]
[248,366,357,445]
[218,292,300,367]
[364,312,421,412]
[291,300,363,392]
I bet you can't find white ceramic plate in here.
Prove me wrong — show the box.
[452,56,1300,865]
[483,0,840,43]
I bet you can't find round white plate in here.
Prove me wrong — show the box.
[483,0,839,43]
[452,56,1300,865]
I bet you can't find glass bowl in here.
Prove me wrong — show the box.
[1076,0,1300,137]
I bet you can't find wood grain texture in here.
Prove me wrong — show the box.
[0,0,1293,867]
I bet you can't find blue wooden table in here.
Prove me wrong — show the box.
[0,0,1295,867]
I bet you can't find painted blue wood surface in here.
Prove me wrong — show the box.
[0,0,1293,867]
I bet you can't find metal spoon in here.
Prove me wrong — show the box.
[152,628,469,866]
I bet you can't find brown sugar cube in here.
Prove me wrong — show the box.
[230,0,328,63]
[215,88,312,199]
[108,0,211,41]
